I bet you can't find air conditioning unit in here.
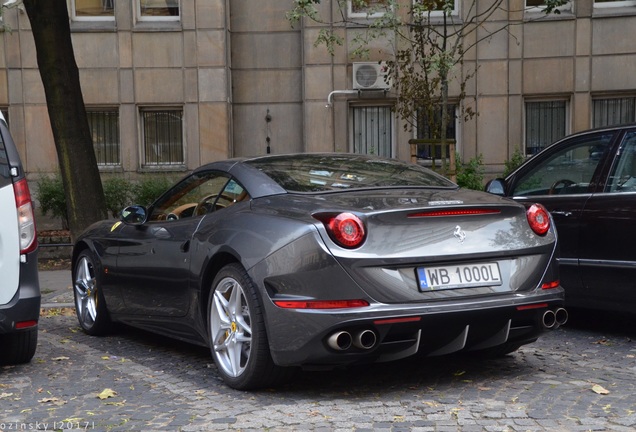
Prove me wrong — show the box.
[353,62,391,90]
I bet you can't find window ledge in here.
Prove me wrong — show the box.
[133,21,182,32]
[70,21,117,33]
[139,165,187,173]
[98,165,124,173]
[593,6,636,18]
[523,10,576,22]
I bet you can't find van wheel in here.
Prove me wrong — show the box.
[0,328,37,365]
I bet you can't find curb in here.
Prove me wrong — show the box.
[41,302,75,309]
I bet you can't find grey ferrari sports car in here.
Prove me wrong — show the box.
[72,153,565,390]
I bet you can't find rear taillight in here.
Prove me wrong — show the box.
[14,178,37,254]
[314,212,366,249]
[526,203,550,236]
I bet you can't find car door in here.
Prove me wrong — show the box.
[115,171,233,317]
[497,131,619,301]
[576,129,636,311]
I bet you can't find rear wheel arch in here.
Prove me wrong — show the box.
[207,262,293,389]
[199,252,241,326]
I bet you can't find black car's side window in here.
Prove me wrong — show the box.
[607,132,636,193]
[512,134,614,197]
[149,172,233,221]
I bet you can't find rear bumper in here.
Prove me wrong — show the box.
[0,253,41,334]
[265,290,564,368]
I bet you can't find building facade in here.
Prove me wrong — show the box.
[1,0,636,180]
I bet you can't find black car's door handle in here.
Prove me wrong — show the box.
[180,240,190,253]
[551,210,572,217]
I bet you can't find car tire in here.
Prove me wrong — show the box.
[73,249,113,336]
[0,328,37,365]
[208,263,292,390]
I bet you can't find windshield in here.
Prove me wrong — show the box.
[245,154,456,193]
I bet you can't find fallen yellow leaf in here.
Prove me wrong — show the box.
[592,384,610,395]
[97,388,118,400]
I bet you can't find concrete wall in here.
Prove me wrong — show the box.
[1,0,636,178]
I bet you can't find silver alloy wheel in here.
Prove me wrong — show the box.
[210,276,252,378]
[74,256,98,328]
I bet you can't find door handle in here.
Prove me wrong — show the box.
[550,210,572,217]
[180,240,190,253]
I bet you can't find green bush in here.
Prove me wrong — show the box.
[35,174,177,225]
[35,174,69,229]
[132,175,174,207]
[103,177,134,218]
[455,153,485,191]
[503,148,526,177]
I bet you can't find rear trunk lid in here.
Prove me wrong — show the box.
[0,134,20,306]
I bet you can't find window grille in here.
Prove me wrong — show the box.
[87,110,120,166]
[593,97,636,128]
[352,106,393,158]
[525,101,567,155]
[141,110,184,167]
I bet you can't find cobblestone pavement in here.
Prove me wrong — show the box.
[1,272,635,431]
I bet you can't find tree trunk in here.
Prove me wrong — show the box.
[23,0,106,241]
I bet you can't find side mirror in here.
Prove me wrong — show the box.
[121,205,148,225]
[485,178,506,196]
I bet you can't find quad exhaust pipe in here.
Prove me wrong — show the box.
[327,329,377,351]
[542,307,568,329]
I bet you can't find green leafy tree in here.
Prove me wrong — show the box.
[288,0,566,173]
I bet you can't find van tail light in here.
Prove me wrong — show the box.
[13,178,37,254]
[526,203,550,236]
[313,212,366,249]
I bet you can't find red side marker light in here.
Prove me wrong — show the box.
[274,299,370,309]
[15,320,38,329]
[516,303,549,311]
[541,280,560,290]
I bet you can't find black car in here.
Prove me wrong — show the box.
[0,113,40,365]
[487,124,636,313]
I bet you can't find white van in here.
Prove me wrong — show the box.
[0,112,40,364]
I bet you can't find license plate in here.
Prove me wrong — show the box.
[417,262,502,291]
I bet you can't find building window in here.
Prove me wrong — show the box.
[141,109,184,167]
[416,104,457,160]
[0,108,8,127]
[594,0,636,8]
[525,0,572,12]
[593,97,636,128]
[525,100,567,155]
[71,0,115,20]
[413,0,458,17]
[136,0,180,21]
[351,105,393,158]
[348,0,390,18]
[88,110,120,166]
